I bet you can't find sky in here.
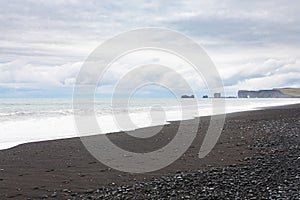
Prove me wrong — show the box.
[0,0,300,98]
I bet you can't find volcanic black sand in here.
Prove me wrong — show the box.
[0,104,299,199]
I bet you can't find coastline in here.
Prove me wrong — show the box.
[0,104,299,199]
[2,98,300,151]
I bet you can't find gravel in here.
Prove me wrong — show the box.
[33,113,300,199]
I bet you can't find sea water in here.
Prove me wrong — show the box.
[0,98,300,150]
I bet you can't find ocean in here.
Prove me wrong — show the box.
[1,98,300,150]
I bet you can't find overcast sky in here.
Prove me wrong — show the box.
[1,0,300,98]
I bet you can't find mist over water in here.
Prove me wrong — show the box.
[1,98,300,150]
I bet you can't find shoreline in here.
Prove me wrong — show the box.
[2,101,300,152]
[0,104,299,199]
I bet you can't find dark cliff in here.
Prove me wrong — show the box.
[181,95,195,98]
[238,88,300,98]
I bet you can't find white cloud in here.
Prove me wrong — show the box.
[235,72,300,90]
[0,61,82,88]
[0,0,300,96]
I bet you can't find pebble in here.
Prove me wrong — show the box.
[26,114,300,199]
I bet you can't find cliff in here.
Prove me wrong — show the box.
[181,95,195,98]
[238,88,300,98]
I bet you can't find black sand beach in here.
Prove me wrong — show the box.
[0,104,299,199]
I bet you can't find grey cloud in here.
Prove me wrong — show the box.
[0,0,300,96]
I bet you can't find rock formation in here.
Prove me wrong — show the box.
[238,88,300,98]
[181,95,195,98]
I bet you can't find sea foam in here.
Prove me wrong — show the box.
[0,98,300,150]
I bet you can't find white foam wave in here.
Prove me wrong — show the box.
[0,98,300,150]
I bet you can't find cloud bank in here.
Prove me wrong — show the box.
[0,0,300,97]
